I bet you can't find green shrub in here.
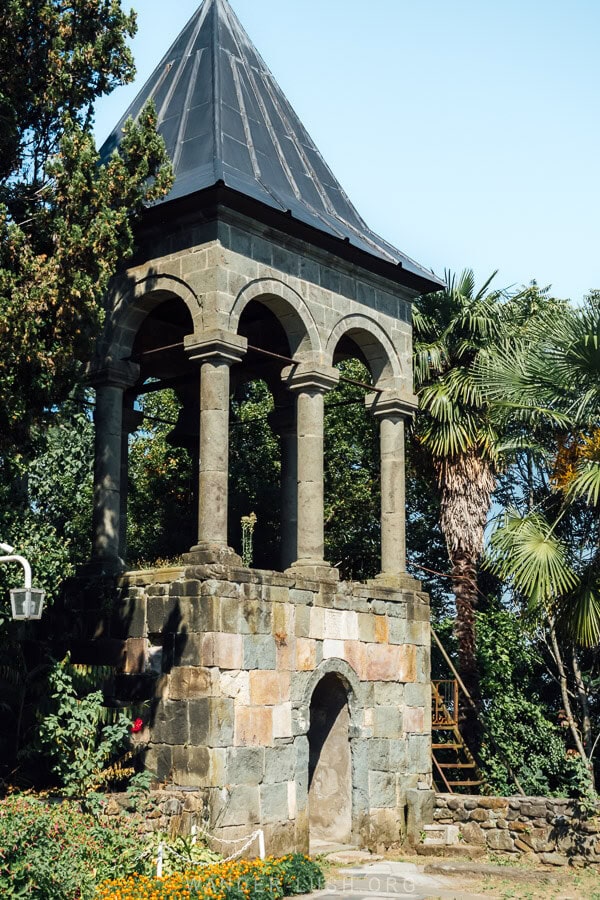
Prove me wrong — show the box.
[0,793,151,899]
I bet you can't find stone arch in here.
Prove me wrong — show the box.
[325,313,402,386]
[302,657,363,723]
[105,273,200,360]
[229,278,320,357]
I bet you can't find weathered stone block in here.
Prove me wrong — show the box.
[276,635,296,671]
[403,706,425,733]
[260,782,289,824]
[368,771,396,808]
[172,746,226,787]
[152,700,189,745]
[173,633,203,667]
[374,615,389,643]
[343,640,366,678]
[202,632,243,669]
[226,747,264,784]
[407,734,430,774]
[249,670,290,705]
[373,681,404,707]
[243,634,276,669]
[373,706,401,739]
[272,702,293,739]
[294,606,311,638]
[487,830,516,852]
[460,822,486,845]
[308,606,324,638]
[296,638,317,670]
[357,612,376,643]
[323,638,344,659]
[323,608,358,641]
[145,743,173,781]
[365,644,403,681]
[235,706,273,746]
[368,739,390,772]
[404,682,430,707]
[264,744,296,783]
[189,697,234,747]
[215,785,260,827]
[169,666,216,700]
[219,669,250,703]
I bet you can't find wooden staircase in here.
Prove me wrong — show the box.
[431,678,485,793]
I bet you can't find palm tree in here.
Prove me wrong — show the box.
[480,292,600,787]
[413,269,505,738]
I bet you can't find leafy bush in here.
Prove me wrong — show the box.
[38,657,135,797]
[97,853,325,900]
[0,793,151,899]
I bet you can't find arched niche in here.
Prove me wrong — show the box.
[307,672,353,849]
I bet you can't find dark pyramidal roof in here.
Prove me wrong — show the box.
[101,0,440,289]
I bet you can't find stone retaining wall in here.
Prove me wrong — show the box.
[434,793,600,866]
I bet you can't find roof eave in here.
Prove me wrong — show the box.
[140,184,443,296]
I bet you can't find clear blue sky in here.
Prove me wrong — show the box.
[94,0,600,302]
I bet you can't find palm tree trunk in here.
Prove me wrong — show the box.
[437,450,495,749]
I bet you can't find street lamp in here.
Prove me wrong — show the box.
[0,542,45,620]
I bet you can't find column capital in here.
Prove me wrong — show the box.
[184,329,247,365]
[365,389,418,420]
[281,362,339,394]
[86,358,140,390]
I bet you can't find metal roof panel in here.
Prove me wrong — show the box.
[100,0,442,289]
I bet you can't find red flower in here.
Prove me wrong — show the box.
[131,717,144,734]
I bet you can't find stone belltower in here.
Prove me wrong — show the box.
[81,0,442,854]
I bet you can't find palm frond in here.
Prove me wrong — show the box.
[486,509,578,610]
[565,458,600,507]
[555,573,600,648]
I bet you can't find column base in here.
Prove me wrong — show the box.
[285,560,339,582]
[366,572,422,591]
[78,555,127,577]
[184,544,243,567]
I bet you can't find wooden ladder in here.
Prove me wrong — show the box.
[431,679,486,793]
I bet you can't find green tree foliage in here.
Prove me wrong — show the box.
[127,390,195,567]
[324,360,380,580]
[476,606,587,796]
[479,290,600,789]
[0,0,173,453]
[229,380,280,569]
[413,269,505,724]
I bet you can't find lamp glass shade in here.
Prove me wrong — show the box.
[10,588,45,620]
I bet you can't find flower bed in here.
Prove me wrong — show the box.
[96,854,325,900]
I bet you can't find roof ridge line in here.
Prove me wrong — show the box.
[212,0,224,182]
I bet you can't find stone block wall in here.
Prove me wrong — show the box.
[434,794,600,866]
[68,564,432,854]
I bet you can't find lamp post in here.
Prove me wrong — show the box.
[0,542,45,620]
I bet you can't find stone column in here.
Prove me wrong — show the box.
[268,403,297,570]
[282,363,339,579]
[89,360,140,573]
[185,330,247,565]
[365,390,418,587]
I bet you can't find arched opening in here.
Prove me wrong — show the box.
[126,297,197,566]
[324,334,381,580]
[230,298,306,570]
[308,673,352,850]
